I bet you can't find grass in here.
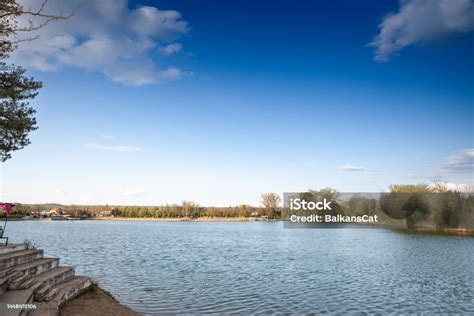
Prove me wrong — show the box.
[85,282,117,301]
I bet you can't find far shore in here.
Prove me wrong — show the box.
[91,216,257,222]
[2,216,259,222]
[7,216,473,236]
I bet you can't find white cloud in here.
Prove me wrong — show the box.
[157,67,183,80]
[438,148,474,173]
[84,143,142,153]
[11,0,189,85]
[428,182,474,193]
[161,43,182,55]
[128,7,188,41]
[369,0,474,62]
[339,164,366,172]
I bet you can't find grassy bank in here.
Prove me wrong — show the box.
[390,226,474,237]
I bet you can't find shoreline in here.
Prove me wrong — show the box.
[9,217,473,236]
[60,283,141,315]
[389,226,474,237]
[91,216,257,222]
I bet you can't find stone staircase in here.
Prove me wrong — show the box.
[0,244,91,316]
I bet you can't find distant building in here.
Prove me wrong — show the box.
[250,211,258,217]
[39,208,62,217]
[99,210,112,217]
[50,208,63,215]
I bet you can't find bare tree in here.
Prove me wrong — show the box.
[261,192,281,218]
[0,0,79,161]
[428,176,449,193]
[2,1,79,31]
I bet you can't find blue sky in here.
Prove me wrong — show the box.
[1,0,473,206]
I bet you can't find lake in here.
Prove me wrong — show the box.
[5,220,474,314]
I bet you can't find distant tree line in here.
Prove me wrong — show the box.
[282,184,473,229]
[379,184,473,229]
[8,201,269,219]
[7,184,473,229]
[317,184,473,229]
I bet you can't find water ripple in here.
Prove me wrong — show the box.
[6,221,474,314]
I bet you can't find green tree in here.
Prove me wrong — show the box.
[0,66,42,161]
[138,207,151,218]
[347,195,376,216]
[389,184,430,193]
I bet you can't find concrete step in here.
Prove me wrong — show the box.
[0,271,23,296]
[12,266,74,293]
[45,276,91,305]
[0,244,28,255]
[0,250,44,270]
[0,276,6,297]
[0,245,92,316]
[33,267,75,301]
[30,276,92,316]
[0,287,35,316]
[8,259,59,290]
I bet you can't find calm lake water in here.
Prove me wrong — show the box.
[6,221,474,314]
